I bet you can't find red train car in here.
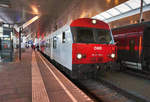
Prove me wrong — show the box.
[112,21,150,71]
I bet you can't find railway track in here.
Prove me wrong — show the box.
[75,69,150,102]
[123,68,150,80]
[57,65,150,102]
[40,52,130,102]
[94,77,148,102]
[94,70,150,102]
[77,79,134,102]
[40,52,150,102]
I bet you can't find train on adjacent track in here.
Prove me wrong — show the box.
[112,21,150,72]
[40,18,117,79]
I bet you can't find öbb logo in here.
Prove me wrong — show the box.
[94,46,102,50]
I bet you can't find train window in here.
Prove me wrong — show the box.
[94,29,112,44]
[129,39,135,53]
[71,27,94,43]
[77,29,94,43]
[78,29,93,43]
[46,40,49,48]
[53,37,57,49]
[0,39,1,50]
[49,39,51,48]
[62,32,65,43]
[143,27,150,46]
[71,27,112,44]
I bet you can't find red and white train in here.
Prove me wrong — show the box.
[40,18,117,79]
[112,21,150,72]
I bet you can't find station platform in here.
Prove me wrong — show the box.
[0,48,93,102]
[0,49,32,102]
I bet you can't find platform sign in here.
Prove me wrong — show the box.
[0,27,3,37]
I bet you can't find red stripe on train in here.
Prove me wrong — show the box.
[118,46,139,51]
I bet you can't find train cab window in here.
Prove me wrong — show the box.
[76,29,94,43]
[71,27,112,44]
[62,32,66,43]
[94,29,112,44]
[53,37,57,49]
[71,27,94,43]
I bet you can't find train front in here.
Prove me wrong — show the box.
[70,18,117,78]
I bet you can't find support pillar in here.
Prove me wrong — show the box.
[139,0,144,23]
[19,27,23,61]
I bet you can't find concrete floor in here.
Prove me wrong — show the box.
[0,49,32,102]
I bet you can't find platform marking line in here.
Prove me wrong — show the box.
[38,53,78,102]
[32,52,50,102]
[39,53,93,102]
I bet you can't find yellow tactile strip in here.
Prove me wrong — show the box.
[38,52,93,102]
[32,52,50,102]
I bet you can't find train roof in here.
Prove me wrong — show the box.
[70,18,110,30]
[112,21,150,31]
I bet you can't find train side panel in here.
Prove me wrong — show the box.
[113,22,150,71]
[142,27,150,70]
[44,35,51,57]
[113,26,144,69]
[50,26,73,71]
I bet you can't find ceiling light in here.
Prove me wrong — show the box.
[0,4,9,8]
[31,5,39,14]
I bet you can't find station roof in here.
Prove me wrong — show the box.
[0,0,75,24]
[0,0,127,26]
[0,0,150,37]
[93,0,150,23]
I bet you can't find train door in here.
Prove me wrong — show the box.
[115,35,127,61]
[50,37,53,59]
[126,34,138,62]
[121,34,140,70]
[142,27,150,70]
[48,39,51,56]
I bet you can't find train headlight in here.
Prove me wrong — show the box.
[77,53,82,59]
[110,53,115,58]
[92,19,97,24]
